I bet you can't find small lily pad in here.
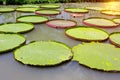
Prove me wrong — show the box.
[18,5,39,8]
[101,10,120,16]
[72,42,120,71]
[0,7,15,13]
[64,8,89,13]
[109,32,120,47]
[46,19,77,28]
[0,23,34,33]
[65,27,108,41]
[83,17,119,28]
[0,34,26,53]
[40,4,61,9]
[14,41,73,66]
[113,18,120,24]
[17,15,48,24]
[16,7,39,12]
[35,10,61,16]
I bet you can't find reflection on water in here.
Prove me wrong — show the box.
[0,2,120,80]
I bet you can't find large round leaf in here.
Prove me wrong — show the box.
[46,19,77,28]
[72,42,120,71]
[17,15,48,24]
[0,34,26,53]
[83,17,119,28]
[85,7,105,11]
[65,27,108,41]
[18,5,39,8]
[101,10,120,16]
[35,10,61,16]
[14,41,73,66]
[0,8,15,13]
[40,4,61,9]
[113,18,120,24]
[109,32,120,47]
[0,23,34,33]
[16,7,39,12]
[64,8,89,13]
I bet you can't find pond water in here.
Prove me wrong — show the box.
[0,2,120,80]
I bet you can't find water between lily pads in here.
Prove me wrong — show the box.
[0,2,120,80]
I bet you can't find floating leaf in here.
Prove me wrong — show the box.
[40,4,60,9]
[46,19,77,28]
[65,27,108,41]
[113,18,120,24]
[17,15,48,24]
[109,32,120,47]
[72,42,120,71]
[64,8,89,13]
[0,8,15,13]
[0,23,34,33]
[0,34,25,53]
[14,41,73,66]
[85,7,105,11]
[35,10,61,16]
[16,7,39,12]
[18,5,39,8]
[83,17,119,28]
[101,10,120,16]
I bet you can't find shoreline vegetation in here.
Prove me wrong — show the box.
[0,0,119,5]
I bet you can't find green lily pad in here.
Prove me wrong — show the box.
[72,42,120,71]
[109,32,120,47]
[113,18,120,24]
[64,8,89,13]
[17,15,48,24]
[0,8,15,13]
[85,7,105,11]
[0,23,34,33]
[18,5,39,8]
[40,4,61,9]
[0,34,26,53]
[46,19,77,28]
[14,41,73,66]
[35,10,61,16]
[101,10,120,16]
[16,7,39,12]
[83,17,119,28]
[65,27,108,41]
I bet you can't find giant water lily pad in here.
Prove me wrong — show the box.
[83,17,119,28]
[17,15,48,24]
[65,27,108,41]
[0,34,26,53]
[101,10,120,16]
[113,18,120,24]
[85,7,105,11]
[46,19,77,28]
[40,4,61,9]
[64,8,89,13]
[0,23,34,33]
[18,5,39,8]
[72,42,120,71]
[0,8,15,13]
[109,32,120,47]
[16,7,39,12]
[35,10,61,16]
[14,41,73,66]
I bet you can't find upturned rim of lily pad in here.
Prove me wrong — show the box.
[14,40,73,66]
[0,33,26,53]
[16,15,49,24]
[82,17,119,28]
[65,26,109,42]
[46,19,77,29]
[0,22,34,33]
